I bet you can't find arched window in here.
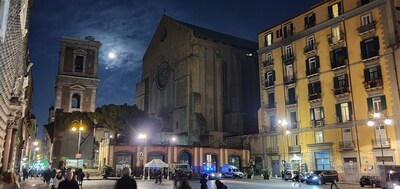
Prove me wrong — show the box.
[178,151,192,166]
[74,56,84,72]
[71,93,81,109]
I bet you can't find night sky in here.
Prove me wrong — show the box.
[29,0,321,138]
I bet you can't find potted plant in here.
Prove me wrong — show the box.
[261,169,269,180]
[247,168,254,179]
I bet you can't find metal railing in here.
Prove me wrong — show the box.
[306,68,319,76]
[311,119,324,128]
[286,98,297,105]
[304,44,317,54]
[281,53,295,64]
[284,74,296,84]
[339,141,355,150]
[308,93,321,101]
[358,21,376,34]
[334,86,350,95]
[372,138,391,148]
[363,79,383,89]
[331,60,347,69]
[262,59,274,67]
[266,146,279,154]
[328,32,345,45]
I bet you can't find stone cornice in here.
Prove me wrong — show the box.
[257,0,386,55]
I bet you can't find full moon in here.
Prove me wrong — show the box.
[108,52,116,59]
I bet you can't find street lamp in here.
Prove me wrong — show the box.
[278,119,291,170]
[368,113,392,165]
[71,120,84,154]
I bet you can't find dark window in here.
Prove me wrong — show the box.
[283,23,294,38]
[334,74,349,95]
[308,81,321,100]
[270,115,276,132]
[367,95,387,113]
[304,13,316,29]
[276,29,282,38]
[74,56,84,72]
[306,56,320,76]
[290,112,297,129]
[360,37,380,59]
[288,87,296,104]
[360,0,370,6]
[265,70,275,87]
[330,47,348,69]
[268,93,275,109]
[328,2,342,19]
[364,66,382,82]
[71,93,81,109]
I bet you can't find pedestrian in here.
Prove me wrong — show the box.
[177,180,192,189]
[115,167,137,189]
[58,170,79,189]
[51,171,64,189]
[215,180,228,189]
[76,168,85,187]
[0,172,20,189]
[200,174,208,189]
[155,170,162,184]
[22,168,28,181]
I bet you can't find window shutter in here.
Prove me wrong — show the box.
[338,2,342,15]
[283,26,288,38]
[311,14,316,25]
[305,58,310,75]
[316,56,320,69]
[360,41,367,59]
[308,83,312,94]
[321,107,325,119]
[342,47,348,58]
[310,109,314,121]
[364,68,370,82]
[271,33,274,44]
[265,73,268,80]
[336,104,342,122]
[330,51,335,68]
[377,65,382,79]
[367,98,373,112]
[328,5,333,18]
[276,30,279,38]
[272,70,276,81]
[381,95,387,110]
[317,81,321,93]
[334,76,339,89]
[290,23,294,35]
[348,102,353,121]
[344,74,349,87]
[374,36,380,50]
[304,16,309,28]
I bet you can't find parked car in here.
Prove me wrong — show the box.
[221,165,244,179]
[206,172,222,180]
[284,170,300,181]
[306,170,339,185]
[300,172,311,183]
[360,176,381,188]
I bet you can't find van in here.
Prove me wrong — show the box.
[221,165,244,178]
[169,163,193,179]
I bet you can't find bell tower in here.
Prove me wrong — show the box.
[54,36,101,113]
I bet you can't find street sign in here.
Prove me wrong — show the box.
[349,160,353,166]
[75,153,82,159]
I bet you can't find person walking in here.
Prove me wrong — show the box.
[58,170,79,189]
[115,167,137,189]
[200,174,208,189]
[51,171,64,189]
[215,180,228,189]
[76,168,85,187]
[0,172,20,189]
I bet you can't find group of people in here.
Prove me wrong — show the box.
[49,168,85,189]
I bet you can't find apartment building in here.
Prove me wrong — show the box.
[257,0,400,182]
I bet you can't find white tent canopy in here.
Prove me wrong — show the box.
[143,159,169,180]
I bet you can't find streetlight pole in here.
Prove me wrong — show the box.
[278,119,290,171]
[368,113,392,166]
[71,120,84,155]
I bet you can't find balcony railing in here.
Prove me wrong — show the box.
[358,21,376,35]
[266,103,276,109]
[363,79,383,90]
[306,68,319,76]
[372,138,391,149]
[284,74,296,84]
[334,86,350,95]
[331,60,347,70]
[262,59,274,67]
[311,119,324,128]
[266,146,279,155]
[219,143,250,150]
[308,93,321,101]
[340,141,355,150]
[265,81,274,88]
[362,51,379,60]
[282,53,295,64]
[288,145,301,154]
[328,32,345,45]
[286,98,297,105]
[304,44,317,54]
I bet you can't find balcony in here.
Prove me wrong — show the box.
[284,74,296,84]
[328,32,345,46]
[372,138,391,149]
[306,68,319,77]
[362,51,379,61]
[340,141,356,150]
[282,53,295,65]
[288,145,301,154]
[286,98,297,106]
[363,79,383,91]
[262,59,274,67]
[308,93,321,101]
[358,21,376,35]
[331,60,347,70]
[311,119,324,128]
[266,146,279,155]
[334,86,350,96]
[304,44,317,54]
[264,81,274,88]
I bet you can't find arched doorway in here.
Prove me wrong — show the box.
[178,151,192,165]
[148,152,165,162]
[203,154,218,172]
[115,152,133,176]
[228,155,241,169]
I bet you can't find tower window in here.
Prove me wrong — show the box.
[75,56,84,72]
[71,93,81,109]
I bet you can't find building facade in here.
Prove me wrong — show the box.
[136,15,260,146]
[46,36,101,168]
[0,0,35,172]
[257,0,400,182]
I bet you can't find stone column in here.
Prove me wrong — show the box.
[2,128,13,172]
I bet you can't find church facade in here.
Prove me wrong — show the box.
[136,15,260,146]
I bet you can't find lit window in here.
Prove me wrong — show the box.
[361,13,372,26]
[306,36,315,47]
[340,103,350,122]
[265,33,273,46]
[315,131,324,143]
[328,3,341,19]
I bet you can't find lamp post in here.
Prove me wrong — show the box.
[367,113,392,165]
[71,120,84,155]
[278,119,291,171]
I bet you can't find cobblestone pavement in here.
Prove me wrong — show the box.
[20,178,365,189]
